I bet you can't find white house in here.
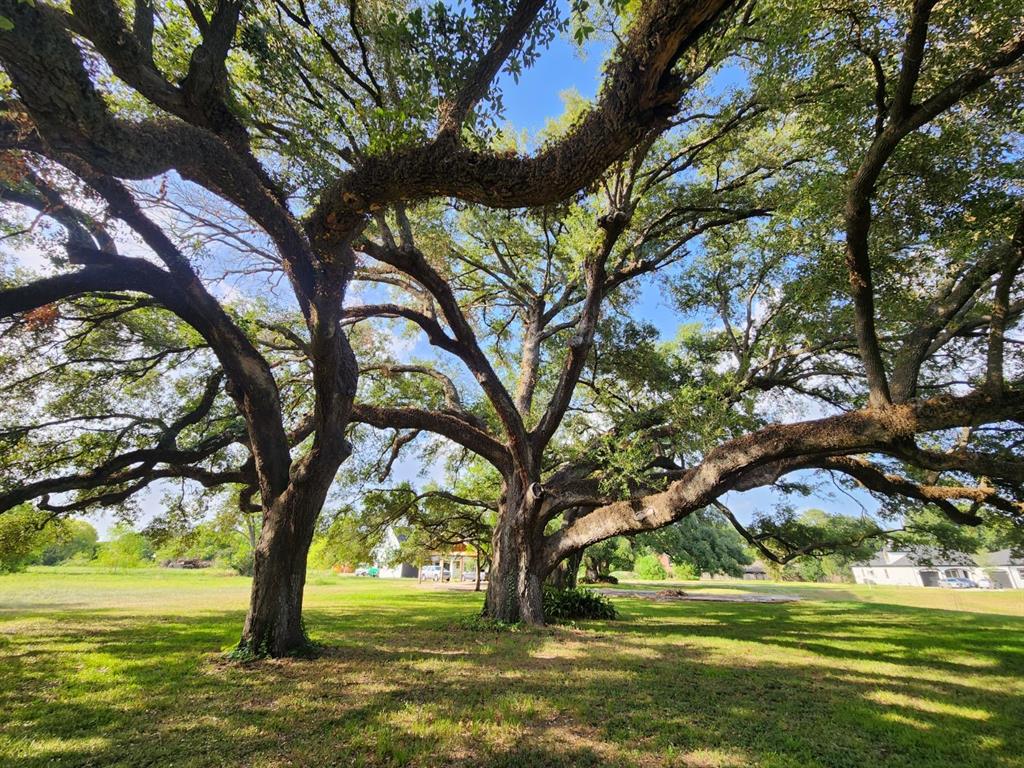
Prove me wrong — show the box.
[852,547,1024,588]
[371,526,418,578]
[974,549,1024,589]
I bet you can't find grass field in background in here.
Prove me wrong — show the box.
[2,568,1022,767]
[606,575,1024,616]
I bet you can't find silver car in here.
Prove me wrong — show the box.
[421,565,450,581]
[938,577,977,589]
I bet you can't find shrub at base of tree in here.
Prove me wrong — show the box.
[542,587,618,622]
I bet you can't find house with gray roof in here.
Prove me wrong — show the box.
[852,546,1024,588]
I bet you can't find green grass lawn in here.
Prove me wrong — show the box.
[1,568,1022,768]
[607,575,1024,616]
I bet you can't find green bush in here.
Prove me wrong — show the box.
[94,525,153,568]
[543,586,617,622]
[39,520,97,565]
[634,553,667,580]
[0,506,61,573]
[227,549,255,577]
[672,561,699,580]
[152,520,254,575]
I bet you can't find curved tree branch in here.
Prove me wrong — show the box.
[541,388,1024,570]
[307,0,739,245]
[350,402,511,471]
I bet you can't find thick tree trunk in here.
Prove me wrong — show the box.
[236,485,325,658]
[546,549,582,589]
[545,509,583,589]
[483,476,545,624]
[584,556,609,583]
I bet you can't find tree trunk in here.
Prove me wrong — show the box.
[584,556,606,583]
[545,509,583,589]
[546,549,582,589]
[236,486,323,658]
[483,476,545,624]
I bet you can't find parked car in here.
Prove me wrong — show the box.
[938,577,977,589]
[353,566,379,577]
[461,569,487,582]
[975,575,994,589]
[420,564,451,581]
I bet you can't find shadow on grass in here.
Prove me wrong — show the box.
[613,599,1024,671]
[1,589,1023,768]
[628,579,1024,618]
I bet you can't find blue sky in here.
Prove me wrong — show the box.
[498,33,606,133]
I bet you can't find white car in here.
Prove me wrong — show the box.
[421,565,450,581]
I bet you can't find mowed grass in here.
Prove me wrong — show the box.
[608,576,1024,617]
[0,569,1022,768]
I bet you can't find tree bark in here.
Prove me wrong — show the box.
[237,482,328,658]
[545,508,583,589]
[483,475,545,624]
[584,557,607,583]
[546,549,582,590]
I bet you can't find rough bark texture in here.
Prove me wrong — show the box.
[546,550,582,590]
[239,478,334,657]
[240,519,315,657]
[483,475,545,624]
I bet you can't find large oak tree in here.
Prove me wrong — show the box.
[0,0,740,653]
[344,0,1024,623]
